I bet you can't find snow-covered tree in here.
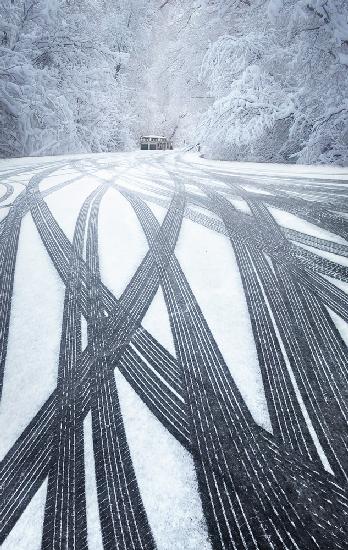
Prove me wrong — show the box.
[0,0,76,157]
[0,0,346,164]
[139,0,229,147]
[199,0,348,164]
[0,0,156,157]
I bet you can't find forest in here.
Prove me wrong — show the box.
[0,0,347,164]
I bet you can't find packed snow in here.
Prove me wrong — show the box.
[0,151,347,549]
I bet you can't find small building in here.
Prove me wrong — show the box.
[140,135,173,151]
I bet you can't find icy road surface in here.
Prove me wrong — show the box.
[0,151,348,550]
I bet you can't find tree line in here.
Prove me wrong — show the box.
[0,0,347,164]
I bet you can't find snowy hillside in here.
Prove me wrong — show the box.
[0,151,348,549]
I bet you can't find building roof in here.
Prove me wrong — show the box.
[141,135,167,139]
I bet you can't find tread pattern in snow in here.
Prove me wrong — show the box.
[0,156,347,549]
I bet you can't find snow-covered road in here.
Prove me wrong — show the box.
[0,151,348,549]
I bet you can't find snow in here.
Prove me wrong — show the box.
[183,153,348,180]
[0,151,347,547]
[327,308,348,352]
[115,370,212,550]
[84,413,104,550]
[3,0,347,166]
[267,0,283,22]
[0,212,64,461]
[268,206,348,245]
[45,174,99,242]
[142,287,176,356]
[294,241,348,268]
[1,480,48,550]
[176,214,271,431]
[254,264,333,474]
[98,187,148,299]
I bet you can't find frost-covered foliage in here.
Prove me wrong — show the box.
[199,0,348,165]
[139,0,230,147]
[0,0,72,157]
[1,0,347,164]
[0,0,155,157]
